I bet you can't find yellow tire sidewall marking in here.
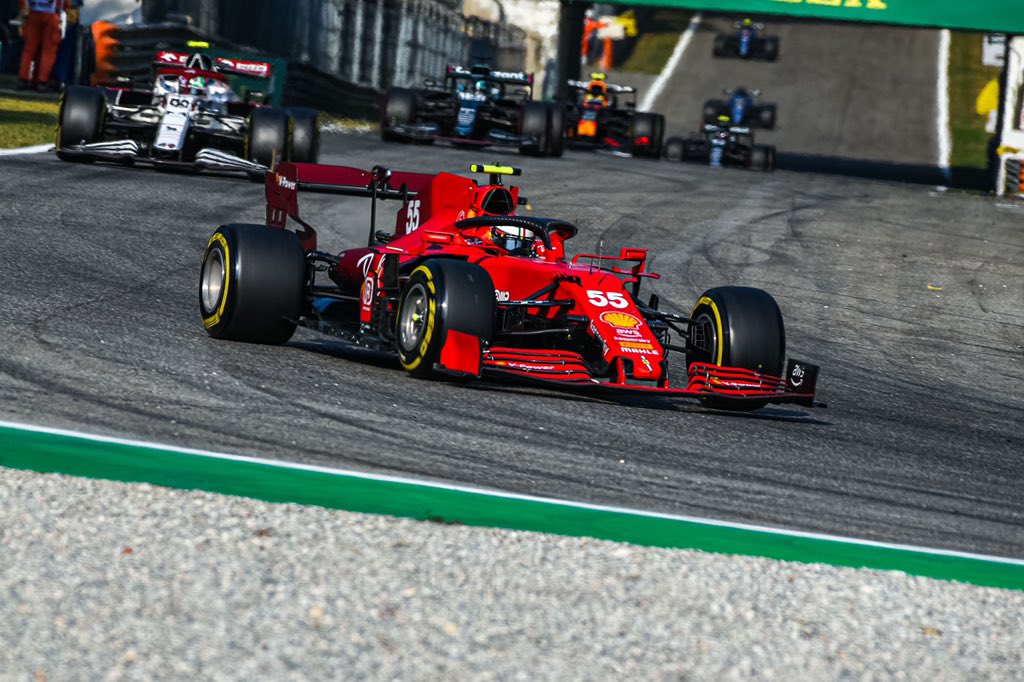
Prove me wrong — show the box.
[692,296,725,366]
[201,232,231,329]
[401,266,437,371]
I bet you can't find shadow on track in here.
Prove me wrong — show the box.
[776,152,992,190]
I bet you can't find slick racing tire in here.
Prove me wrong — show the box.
[199,224,306,345]
[519,101,550,156]
[663,137,686,162]
[759,104,777,130]
[687,286,786,411]
[546,102,565,157]
[631,113,660,158]
[712,35,728,57]
[288,107,321,163]
[396,259,494,379]
[381,87,417,142]
[651,113,666,153]
[246,107,290,169]
[702,100,723,125]
[763,37,780,62]
[749,145,775,171]
[56,85,106,161]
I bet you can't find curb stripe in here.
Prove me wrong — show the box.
[0,143,52,157]
[1,420,1022,590]
[640,13,702,113]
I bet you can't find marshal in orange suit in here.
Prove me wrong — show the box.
[18,0,67,90]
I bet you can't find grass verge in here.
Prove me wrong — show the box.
[619,10,693,75]
[947,32,1002,169]
[0,94,57,149]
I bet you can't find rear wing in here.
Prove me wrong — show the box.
[446,65,534,86]
[266,162,437,250]
[567,79,636,94]
[154,51,273,79]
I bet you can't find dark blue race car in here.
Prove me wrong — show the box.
[712,19,779,61]
[380,65,564,157]
[702,87,776,129]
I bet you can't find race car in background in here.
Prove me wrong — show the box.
[713,18,779,61]
[702,87,776,129]
[197,161,820,411]
[56,50,320,175]
[663,117,776,171]
[381,65,563,157]
[562,73,665,157]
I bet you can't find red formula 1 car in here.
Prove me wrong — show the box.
[198,163,820,411]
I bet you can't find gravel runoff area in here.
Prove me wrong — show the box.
[2,467,1022,680]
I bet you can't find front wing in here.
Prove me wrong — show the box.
[482,347,820,407]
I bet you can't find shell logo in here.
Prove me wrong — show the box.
[600,311,642,329]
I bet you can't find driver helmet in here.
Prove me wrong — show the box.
[474,79,489,94]
[188,75,208,91]
[742,18,753,27]
[490,225,533,256]
[186,53,216,72]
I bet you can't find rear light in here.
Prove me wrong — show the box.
[635,136,650,145]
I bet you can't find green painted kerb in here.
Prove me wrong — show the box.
[2,425,1023,591]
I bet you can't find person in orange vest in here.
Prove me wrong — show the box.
[17,0,67,91]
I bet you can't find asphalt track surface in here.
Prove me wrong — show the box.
[2,128,1022,559]
[649,15,943,180]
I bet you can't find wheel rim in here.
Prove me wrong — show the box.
[398,283,429,353]
[201,247,226,314]
[691,310,719,364]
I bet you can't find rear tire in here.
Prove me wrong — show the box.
[631,112,659,157]
[712,35,727,57]
[381,87,417,142]
[703,100,722,125]
[762,145,776,172]
[56,85,105,161]
[396,259,495,379]
[686,286,786,411]
[199,224,306,345]
[759,105,776,130]
[246,107,289,168]
[288,107,320,163]
[763,37,780,61]
[546,102,565,157]
[663,137,685,162]
[749,146,767,170]
[519,101,550,156]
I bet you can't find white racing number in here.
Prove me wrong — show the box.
[586,290,629,309]
[405,200,421,233]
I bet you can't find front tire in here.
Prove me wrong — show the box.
[288,107,321,163]
[246,107,290,168]
[686,286,786,410]
[396,259,494,378]
[199,224,306,345]
[56,85,106,160]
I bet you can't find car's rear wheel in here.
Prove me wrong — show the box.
[200,224,306,345]
[759,105,777,129]
[702,100,722,124]
[631,112,660,157]
[288,107,321,163]
[546,102,565,157]
[749,145,767,170]
[381,87,417,142]
[246,107,290,168]
[686,286,786,411]
[56,85,106,161]
[519,101,550,156]
[712,35,727,57]
[763,37,780,61]
[663,137,686,162]
[397,259,494,379]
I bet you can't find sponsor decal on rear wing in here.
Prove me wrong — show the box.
[155,51,273,79]
[446,65,533,85]
[567,79,636,94]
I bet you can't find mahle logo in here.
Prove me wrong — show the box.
[772,0,887,9]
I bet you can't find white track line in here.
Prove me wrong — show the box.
[937,29,953,183]
[640,12,702,112]
[0,143,52,157]
[2,418,1024,567]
